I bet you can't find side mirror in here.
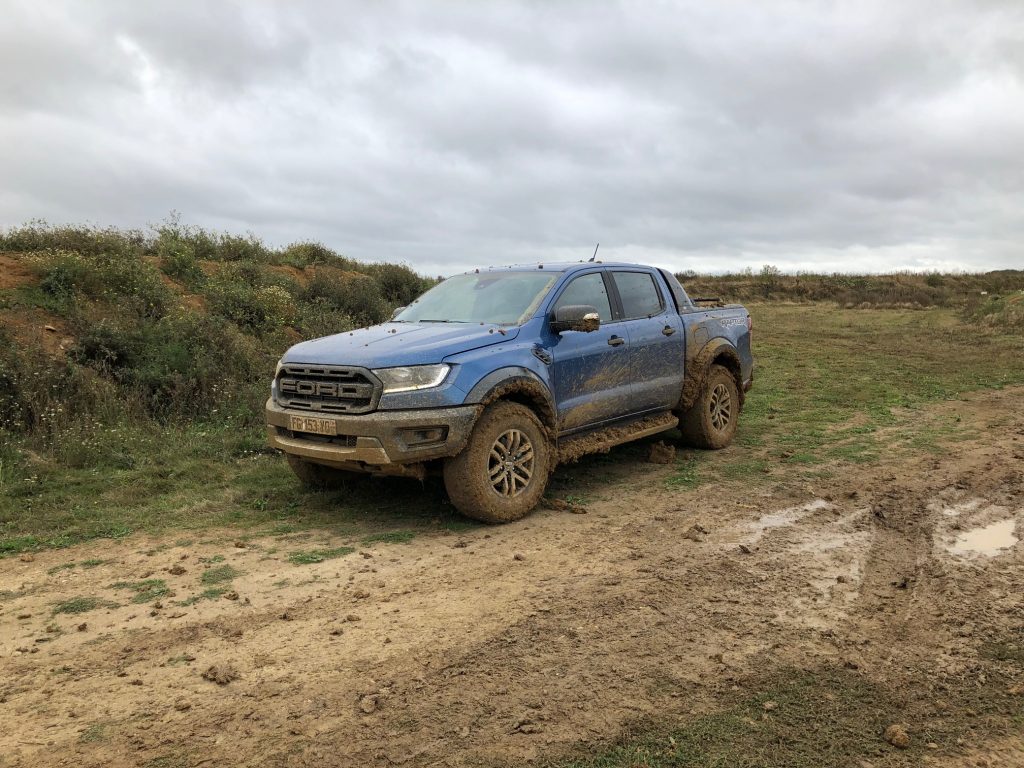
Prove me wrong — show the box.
[551,304,601,333]
[390,306,406,320]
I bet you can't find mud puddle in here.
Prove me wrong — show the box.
[947,518,1019,557]
[744,498,832,543]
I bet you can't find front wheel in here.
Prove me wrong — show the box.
[680,364,740,449]
[443,401,551,523]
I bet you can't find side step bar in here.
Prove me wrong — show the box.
[557,411,679,464]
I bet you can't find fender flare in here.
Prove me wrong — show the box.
[679,339,744,411]
[465,367,558,432]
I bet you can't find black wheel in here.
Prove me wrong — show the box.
[443,401,551,523]
[680,364,739,449]
[286,454,366,489]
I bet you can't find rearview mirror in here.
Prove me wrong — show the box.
[551,304,601,333]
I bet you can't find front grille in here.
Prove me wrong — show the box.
[276,365,381,414]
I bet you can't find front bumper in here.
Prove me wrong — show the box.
[265,398,479,469]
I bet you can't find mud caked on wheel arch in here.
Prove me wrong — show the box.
[443,401,551,523]
[680,363,740,449]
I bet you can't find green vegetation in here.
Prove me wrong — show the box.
[678,266,1024,310]
[557,668,920,768]
[288,545,355,565]
[0,221,450,555]
[79,722,109,743]
[665,303,1024,489]
[52,596,118,615]
[200,564,241,585]
[110,578,170,604]
[2,221,1023,557]
[175,587,228,606]
[361,530,417,545]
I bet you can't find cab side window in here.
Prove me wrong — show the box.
[552,273,613,322]
[613,272,663,319]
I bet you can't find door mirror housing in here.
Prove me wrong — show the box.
[390,306,406,321]
[551,304,601,333]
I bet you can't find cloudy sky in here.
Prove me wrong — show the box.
[1,1,1022,275]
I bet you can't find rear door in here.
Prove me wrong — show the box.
[546,270,633,432]
[609,270,685,412]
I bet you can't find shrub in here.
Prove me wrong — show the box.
[295,297,357,340]
[71,312,267,420]
[964,294,1024,330]
[279,241,356,269]
[159,246,205,286]
[301,271,389,325]
[0,221,144,258]
[363,263,433,306]
[0,329,121,438]
[33,250,171,318]
[217,233,271,262]
[203,271,296,333]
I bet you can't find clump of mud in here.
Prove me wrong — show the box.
[202,663,239,685]
[647,441,676,464]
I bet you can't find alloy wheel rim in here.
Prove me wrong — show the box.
[488,429,534,497]
[709,383,732,431]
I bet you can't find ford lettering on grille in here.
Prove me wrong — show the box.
[276,365,381,414]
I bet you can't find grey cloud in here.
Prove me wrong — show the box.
[1,0,1023,275]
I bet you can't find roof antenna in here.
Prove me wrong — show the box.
[588,242,600,262]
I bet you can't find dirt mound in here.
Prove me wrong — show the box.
[0,253,34,289]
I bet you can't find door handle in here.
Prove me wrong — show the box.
[662,326,676,336]
[607,335,625,347]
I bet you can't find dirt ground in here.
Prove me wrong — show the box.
[2,387,1022,768]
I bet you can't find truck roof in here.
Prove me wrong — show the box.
[474,261,660,274]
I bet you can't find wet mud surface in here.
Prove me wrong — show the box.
[2,387,1023,767]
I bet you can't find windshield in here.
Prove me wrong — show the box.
[395,272,558,325]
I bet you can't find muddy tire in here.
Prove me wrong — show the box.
[680,364,739,449]
[286,454,364,490]
[443,401,551,523]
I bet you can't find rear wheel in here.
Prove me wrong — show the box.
[286,454,365,490]
[680,364,739,449]
[443,401,551,523]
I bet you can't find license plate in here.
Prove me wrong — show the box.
[289,415,337,436]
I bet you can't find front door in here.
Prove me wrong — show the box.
[547,271,632,432]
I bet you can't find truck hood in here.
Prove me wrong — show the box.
[282,322,520,368]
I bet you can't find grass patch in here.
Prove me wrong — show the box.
[200,564,240,585]
[79,722,109,743]
[660,303,1024,493]
[52,596,118,615]
[361,530,417,545]
[557,668,919,768]
[110,578,170,604]
[174,586,228,606]
[81,558,109,568]
[288,546,355,565]
[47,561,77,574]
[981,639,1024,666]
[666,453,703,489]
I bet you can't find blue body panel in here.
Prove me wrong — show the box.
[279,262,753,434]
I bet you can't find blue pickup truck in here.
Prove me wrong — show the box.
[266,262,753,522]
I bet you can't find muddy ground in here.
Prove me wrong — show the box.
[2,387,1023,767]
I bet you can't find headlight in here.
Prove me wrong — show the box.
[373,364,450,394]
[275,359,284,377]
